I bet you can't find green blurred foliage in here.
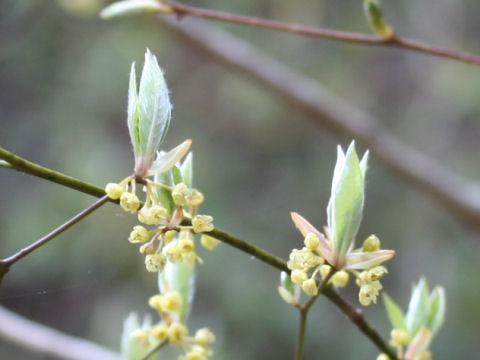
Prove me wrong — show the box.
[1,0,480,359]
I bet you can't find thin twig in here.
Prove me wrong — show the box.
[158,17,480,227]
[0,149,395,357]
[294,268,336,360]
[161,0,480,65]
[140,339,168,360]
[0,196,109,289]
[0,305,121,360]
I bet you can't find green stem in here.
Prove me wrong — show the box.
[161,0,480,65]
[140,339,167,360]
[0,146,396,359]
[294,268,336,360]
[0,146,110,200]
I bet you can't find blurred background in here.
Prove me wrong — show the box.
[1,0,479,358]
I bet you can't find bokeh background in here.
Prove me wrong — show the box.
[1,0,479,359]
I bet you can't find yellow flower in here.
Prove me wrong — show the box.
[200,235,221,251]
[128,225,150,244]
[160,291,183,312]
[192,215,214,233]
[150,324,168,340]
[145,254,166,272]
[194,327,216,346]
[302,278,318,296]
[172,182,189,206]
[120,192,141,213]
[105,182,124,200]
[304,232,320,251]
[130,329,150,347]
[167,322,188,345]
[330,270,349,288]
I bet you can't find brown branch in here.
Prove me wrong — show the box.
[0,196,109,289]
[157,17,480,227]
[0,305,121,360]
[160,0,480,65]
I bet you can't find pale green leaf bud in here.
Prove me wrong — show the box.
[100,0,174,20]
[125,49,172,177]
[363,0,395,39]
[327,141,368,267]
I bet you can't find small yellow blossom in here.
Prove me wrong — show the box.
[319,264,332,278]
[167,322,188,345]
[128,225,150,244]
[149,205,168,225]
[178,236,195,253]
[172,182,189,205]
[194,328,216,347]
[359,282,382,306]
[164,230,177,243]
[150,324,168,340]
[148,294,163,311]
[330,270,349,288]
[363,235,381,252]
[164,245,183,263]
[145,254,166,272]
[120,192,141,213]
[130,329,150,347]
[390,328,409,347]
[139,242,156,255]
[291,270,308,285]
[182,251,200,265]
[302,278,318,296]
[376,354,390,360]
[192,215,214,233]
[304,232,320,251]
[185,188,205,207]
[105,182,124,200]
[159,291,183,312]
[287,248,323,271]
[200,235,221,250]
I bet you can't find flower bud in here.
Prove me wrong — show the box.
[120,192,141,213]
[105,182,125,200]
[128,225,150,244]
[192,215,214,233]
[200,234,221,250]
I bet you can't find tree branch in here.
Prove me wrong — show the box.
[160,0,480,65]
[157,17,480,227]
[0,149,395,357]
[0,305,121,360]
[0,196,109,290]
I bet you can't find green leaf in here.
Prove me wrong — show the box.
[159,261,196,322]
[127,62,141,158]
[406,278,430,338]
[180,152,193,188]
[328,141,366,261]
[100,0,164,20]
[427,286,446,335]
[382,293,407,331]
[172,165,183,185]
[137,49,171,163]
[154,170,175,215]
[280,271,294,295]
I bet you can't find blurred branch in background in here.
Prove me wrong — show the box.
[155,0,480,65]
[0,148,396,358]
[158,17,480,227]
[0,305,121,360]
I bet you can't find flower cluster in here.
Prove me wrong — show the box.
[129,290,215,360]
[285,142,394,306]
[106,175,219,272]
